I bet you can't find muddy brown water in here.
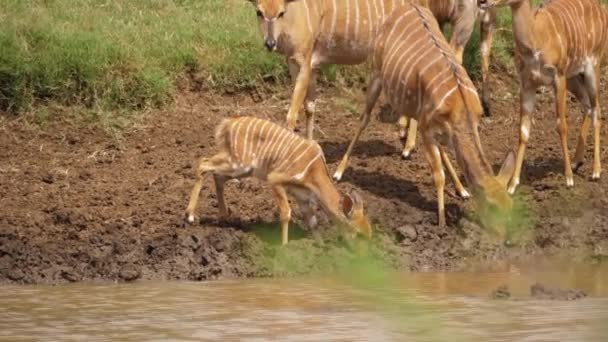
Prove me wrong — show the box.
[2,259,607,341]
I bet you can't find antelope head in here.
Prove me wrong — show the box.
[342,190,373,240]
[249,0,297,51]
[471,151,516,237]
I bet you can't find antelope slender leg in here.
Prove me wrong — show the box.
[479,8,496,117]
[508,84,535,194]
[271,185,291,245]
[398,115,409,139]
[423,136,446,227]
[213,174,229,219]
[333,74,382,181]
[568,75,592,172]
[440,147,470,199]
[449,4,476,65]
[589,67,602,180]
[402,117,418,159]
[305,69,317,140]
[185,153,233,223]
[554,75,574,187]
[286,56,313,132]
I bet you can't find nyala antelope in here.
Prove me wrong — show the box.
[333,3,515,227]
[249,0,497,145]
[185,116,372,245]
[479,0,608,194]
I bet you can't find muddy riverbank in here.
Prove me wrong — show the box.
[1,72,607,284]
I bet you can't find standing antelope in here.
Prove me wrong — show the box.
[333,3,515,227]
[185,116,372,245]
[478,0,608,194]
[250,0,497,145]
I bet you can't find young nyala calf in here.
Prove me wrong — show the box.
[185,116,372,245]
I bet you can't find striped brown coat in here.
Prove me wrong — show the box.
[333,3,514,229]
[250,0,497,141]
[185,116,372,245]
[479,0,608,193]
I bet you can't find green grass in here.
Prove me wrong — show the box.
[1,0,606,120]
[0,0,284,115]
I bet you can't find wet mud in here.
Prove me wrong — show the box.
[1,71,607,284]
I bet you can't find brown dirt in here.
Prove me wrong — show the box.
[1,70,607,285]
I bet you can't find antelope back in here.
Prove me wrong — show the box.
[372,3,482,122]
[216,116,324,181]
[538,0,608,69]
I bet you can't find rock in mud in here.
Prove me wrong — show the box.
[397,225,418,241]
[119,264,141,282]
[490,285,511,300]
[530,282,587,300]
[7,268,24,281]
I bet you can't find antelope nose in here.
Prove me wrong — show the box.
[264,38,276,51]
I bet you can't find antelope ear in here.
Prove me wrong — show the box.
[496,151,515,188]
[342,194,354,217]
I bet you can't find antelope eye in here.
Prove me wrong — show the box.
[278,11,285,18]
[256,9,263,18]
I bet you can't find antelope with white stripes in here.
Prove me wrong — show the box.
[250,0,497,145]
[333,3,515,227]
[185,116,372,245]
[478,0,608,194]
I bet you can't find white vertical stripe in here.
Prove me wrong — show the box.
[434,85,458,112]
[353,0,360,41]
[277,139,308,170]
[254,119,271,164]
[303,0,313,35]
[259,123,279,166]
[330,0,337,37]
[364,0,373,49]
[345,0,350,41]
[372,0,380,23]
[231,118,244,160]
[241,118,256,164]
[292,146,317,179]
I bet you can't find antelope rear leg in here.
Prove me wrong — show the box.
[568,74,592,173]
[286,56,313,133]
[185,153,232,224]
[271,185,291,245]
[422,136,446,226]
[334,73,382,181]
[554,75,574,187]
[479,8,496,117]
[440,147,470,199]
[401,116,417,159]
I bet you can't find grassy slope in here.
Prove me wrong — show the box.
[0,0,283,115]
[1,0,607,119]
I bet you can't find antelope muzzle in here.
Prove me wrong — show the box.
[263,21,276,51]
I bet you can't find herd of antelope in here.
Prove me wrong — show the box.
[186,0,608,245]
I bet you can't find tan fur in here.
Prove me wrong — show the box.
[333,4,514,228]
[251,0,497,143]
[479,0,608,193]
[185,116,372,245]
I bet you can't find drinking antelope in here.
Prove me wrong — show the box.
[478,0,608,194]
[185,116,372,245]
[333,3,515,227]
[250,0,497,144]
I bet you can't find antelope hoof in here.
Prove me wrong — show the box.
[507,181,519,195]
[401,149,413,160]
[566,177,574,187]
[185,213,195,226]
[572,161,584,173]
[333,170,344,181]
[592,171,601,180]
[459,189,471,199]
